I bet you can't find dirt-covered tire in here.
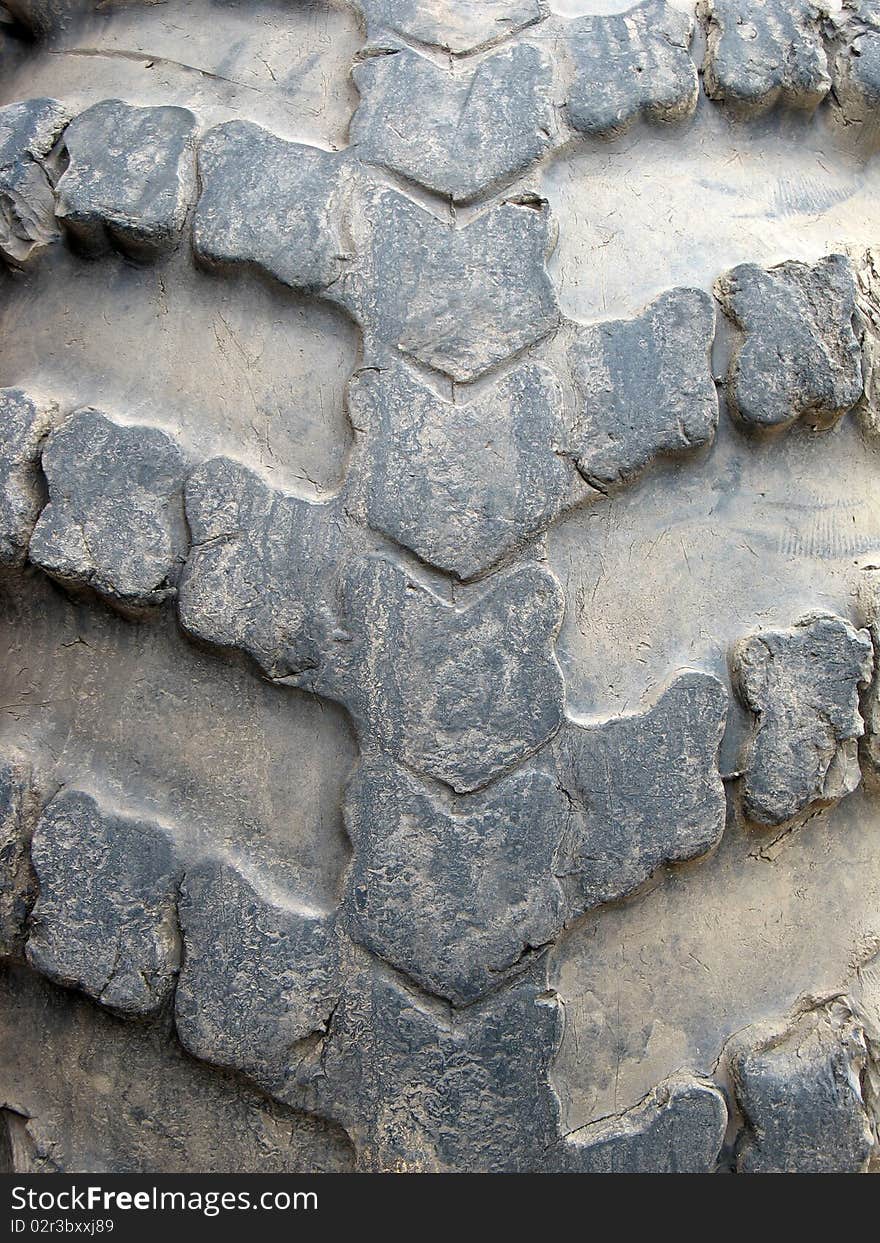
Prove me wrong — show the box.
[1,0,879,1174]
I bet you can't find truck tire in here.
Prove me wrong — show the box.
[0,0,879,1174]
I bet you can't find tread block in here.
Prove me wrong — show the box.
[730,1009,874,1172]
[857,566,880,777]
[194,121,349,294]
[3,2,89,36]
[177,456,345,683]
[734,613,873,826]
[354,0,546,56]
[347,188,560,382]
[0,386,58,569]
[831,0,880,124]
[343,760,569,1005]
[333,556,566,792]
[565,0,699,137]
[350,44,556,201]
[0,98,69,267]
[175,860,340,1096]
[716,254,864,431]
[56,100,196,260]
[553,1074,728,1173]
[350,361,570,579]
[29,409,188,615]
[26,789,182,1015]
[700,0,830,114]
[568,287,718,490]
[0,752,39,959]
[298,959,563,1172]
[558,672,729,916]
